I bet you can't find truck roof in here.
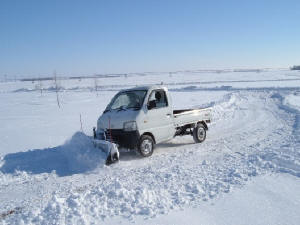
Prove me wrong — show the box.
[121,85,167,92]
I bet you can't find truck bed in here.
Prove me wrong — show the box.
[173,108,211,127]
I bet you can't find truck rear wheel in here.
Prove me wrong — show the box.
[193,123,206,143]
[138,135,154,157]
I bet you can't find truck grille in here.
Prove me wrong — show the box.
[104,129,114,142]
[104,129,139,149]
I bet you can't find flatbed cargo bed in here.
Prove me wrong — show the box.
[173,108,211,127]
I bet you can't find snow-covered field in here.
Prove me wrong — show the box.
[1,69,300,224]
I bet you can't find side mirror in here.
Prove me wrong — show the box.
[147,100,156,110]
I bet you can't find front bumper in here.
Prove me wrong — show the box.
[98,129,140,150]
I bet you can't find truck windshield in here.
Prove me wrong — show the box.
[106,90,147,111]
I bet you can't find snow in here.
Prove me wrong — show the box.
[0,69,300,224]
[285,93,300,111]
[0,132,107,176]
[130,174,300,225]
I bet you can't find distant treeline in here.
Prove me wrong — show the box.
[20,77,54,81]
[16,67,288,82]
[20,74,128,82]
[291,65,300,70]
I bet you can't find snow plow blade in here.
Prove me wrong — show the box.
[92,139,119,165]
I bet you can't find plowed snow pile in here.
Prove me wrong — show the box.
[1,132,106,176]
[0,70,300,224]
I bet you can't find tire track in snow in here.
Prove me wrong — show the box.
[256,92,300,177]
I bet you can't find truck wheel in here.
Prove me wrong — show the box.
[105,152,119,165]
[138,135,154,157]
[193,123,206,143]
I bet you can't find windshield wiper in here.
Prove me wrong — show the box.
[111,105,141,112]
[104,106,126,113]
[116,106,127,112]
[127,106,141,110]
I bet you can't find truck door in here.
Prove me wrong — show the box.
[145,89,174,142]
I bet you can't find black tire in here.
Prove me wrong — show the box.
[193,123,206,143]
[138,135,155,157]
[105,152,119,165]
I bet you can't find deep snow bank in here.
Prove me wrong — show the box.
[0,132,106,176]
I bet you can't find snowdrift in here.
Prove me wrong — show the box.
[0,132,107,176]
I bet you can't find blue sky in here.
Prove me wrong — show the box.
[0,0,300,77]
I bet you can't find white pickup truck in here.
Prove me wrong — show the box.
[93,86,211,163]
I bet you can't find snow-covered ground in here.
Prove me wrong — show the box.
[0,69,300,224]
[128,174,300,225]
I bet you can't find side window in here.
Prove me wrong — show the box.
[148,90,168,109]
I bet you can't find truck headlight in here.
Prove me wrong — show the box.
[123,121,137,131]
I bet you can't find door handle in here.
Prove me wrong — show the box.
[166,113,171,117]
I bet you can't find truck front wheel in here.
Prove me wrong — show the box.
[138,135,154,157]
[193,123,206,143]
